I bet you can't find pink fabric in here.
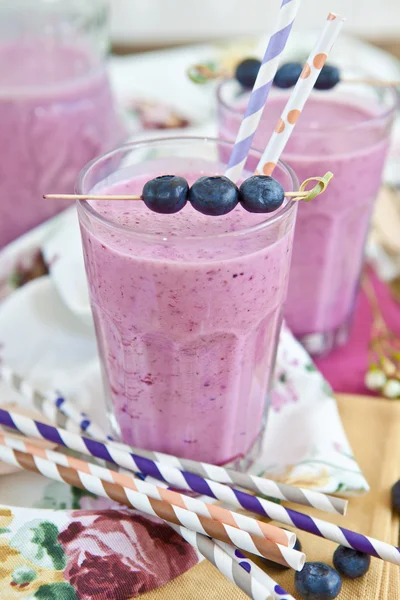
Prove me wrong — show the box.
[314,274,400,395]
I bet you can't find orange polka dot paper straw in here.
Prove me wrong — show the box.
[256,12,345,177]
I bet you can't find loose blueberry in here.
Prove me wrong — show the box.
[262,538,302,570]
[392,480,400,514]
[239,175,285,213]
[333,545,370,579]
[274,62,303,88]
[189,176,239,216]
[142,175,189,214]
[235,58,261,89]
[295,562,342,600]
[315,64,341,90]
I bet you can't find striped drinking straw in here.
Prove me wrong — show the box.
[0,436,305,569]
[169,525,274,600]
[1,365,347,514]
[0,363,105,438]
[216,542,296,600]
[257,12,346,176]
[0,430,294,548]
[225,0,301,183]
[2,407,399,566]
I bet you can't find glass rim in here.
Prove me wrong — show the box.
[216,77,399,134]
[76,135,298,243]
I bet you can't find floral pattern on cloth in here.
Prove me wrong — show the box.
[0,504,199,600]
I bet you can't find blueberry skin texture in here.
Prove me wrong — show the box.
[262,538,302,571]
[142,175,189,214]
[239,175,285,213]
[295,562,342,600]
[333,546,371,579]
[274,62,303,88]
[235,58,261,89]
[189,176,239,216]
[315,65,341,90]
[392,479,400,513]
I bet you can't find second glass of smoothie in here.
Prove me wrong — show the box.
[0,0,124,247]
[77,137,298,467]
[218,79,398,355]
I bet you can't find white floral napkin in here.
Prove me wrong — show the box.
[0,207,368,500]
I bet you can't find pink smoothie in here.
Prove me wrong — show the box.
[0,39,123,247]
[79,166,297,465]
[218,89,395,350]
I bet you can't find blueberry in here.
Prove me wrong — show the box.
[392,480,400,513]
[333,545,370,579]
[261,538,302,570]
[142,175,189,214]
[235,58,261,89]
[189,176,239,216]
[315,64,341,90]
[239,175,285,213]
[274,62,303,88]
[295,562,342,600]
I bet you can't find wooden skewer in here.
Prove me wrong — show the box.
[44,191,309,201]
[44,194,144,200]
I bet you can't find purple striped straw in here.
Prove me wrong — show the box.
[1,407,400,566]
[225,0,301,183]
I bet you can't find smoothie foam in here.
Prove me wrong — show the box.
[79,164,296,465]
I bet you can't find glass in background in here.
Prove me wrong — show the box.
[218,78,398,355]
[0,0,125,247]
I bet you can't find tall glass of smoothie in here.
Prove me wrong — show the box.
[77,137,298,467]
[218,79,398,355]
[0,0,124,247]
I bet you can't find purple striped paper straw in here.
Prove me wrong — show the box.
[225,0,301,183]
[1,407,400,566]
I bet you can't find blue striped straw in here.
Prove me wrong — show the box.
[225,0,301,183]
